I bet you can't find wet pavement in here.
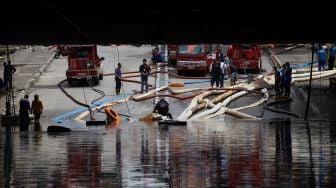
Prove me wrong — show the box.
[0,46,54,114]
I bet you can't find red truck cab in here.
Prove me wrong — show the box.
[175,44,220,75]
[227,44,262,73]
[65,45,104,85]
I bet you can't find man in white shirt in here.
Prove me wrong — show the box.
[220,56,230,88]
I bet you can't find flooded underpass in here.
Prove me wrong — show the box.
[2,44,336,187]
[1,120,336,187]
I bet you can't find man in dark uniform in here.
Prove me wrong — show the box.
[115,63,122,95]
[19,94,31,130]
[283,62,292,97]
[4,60,16,89]
[274,66,281,99]
[139,59,151,93]
[210,57,222,88]
[328,44,336,70]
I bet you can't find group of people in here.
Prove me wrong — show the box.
[19,94,44,129]
[209,49,238,88]
[317,44,336,71]
[273,62,292,99]
[115,58,151,95]
[115,48,241,95]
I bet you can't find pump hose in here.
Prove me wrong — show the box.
[86,78,105,103]
[104,63,258,80]
[58,79,94,119]
[102,63,168,76]
[263,98,301,118]
[103,63,211,79]
[130,87,264,102]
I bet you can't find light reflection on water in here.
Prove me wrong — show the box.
[1,120,336,187]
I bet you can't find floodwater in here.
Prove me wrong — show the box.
[1,119,336,187]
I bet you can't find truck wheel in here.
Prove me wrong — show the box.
[99,73,103,80]
[68,78,74,86]
[94,77,100,85]
[169,60,177,67]
[202,70,207,77]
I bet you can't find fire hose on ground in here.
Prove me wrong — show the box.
[61,60,300,122]
[58,79,94,120]
[263,98,301,118]
[129,87,264,102]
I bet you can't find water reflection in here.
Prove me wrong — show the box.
[1,120,336,187]
[33,123,42,132]
[50,134,103,187]
[275,120,292,176]
[3,131,13,187]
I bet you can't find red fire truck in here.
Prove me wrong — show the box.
[226,44,262,73]
[66,45,104,85]
[174,44,220,75]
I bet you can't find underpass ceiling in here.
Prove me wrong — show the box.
[0,0,334,44]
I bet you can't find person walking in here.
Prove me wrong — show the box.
[19,94,31,130]
[139,59,151,93]
[4,60,16,89]
[328,44,336,70]
[31,94,43,124]
[115,63,122,95]
[283,62,292,97]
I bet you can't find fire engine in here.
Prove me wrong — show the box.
[226,44,262,73]
[173,44,220,75]
[66,45,104,85]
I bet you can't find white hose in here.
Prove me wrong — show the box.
[190,85,255,120]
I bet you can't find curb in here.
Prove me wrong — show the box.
[3,52,55,115]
